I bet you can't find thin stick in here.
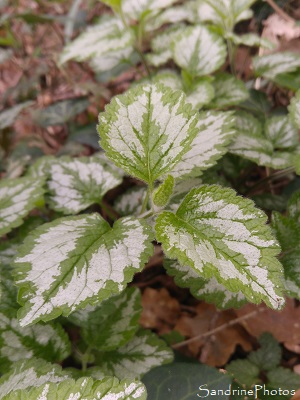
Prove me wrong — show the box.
[172,307,266,349]
[264,0,295,23]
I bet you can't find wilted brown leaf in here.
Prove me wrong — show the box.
[235,299,300,344]
[174,303,252,366]
[140,287,181,334]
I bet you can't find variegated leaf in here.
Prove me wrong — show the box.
[155,185,285,309]
[226,32,275,49]
[59,16,135,73]
[147,25,186,67]
[152,70,182,91]
[0,313,71,371]
[114,186,148,216]
[265,115,298,149]
[14,215,153,326]
[153,175,174,208]
[3,377,147,400]
[0,358,69,400]
[0,101,33,130]
[69,287,142,351]
[171,25,226,77]
[209,73,249,108]
[122,0,177,22]
[164,260,247,309]
[288,89,300,129]
[230,135,293,169]
[26,156,55,179]
[170,111,235,180]
[98,83,199,186]
[47,156,123,214]
[95,329,173,379]
[185,80,215,109]
[195,0,256,30]
[229,112,298,169]
[153,71,214,109]
[145,3,195,31]
[253,52,300,80]
[0,176,45,237]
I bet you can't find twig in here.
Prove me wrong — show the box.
[172,307,266,349]
[245,166,295,196]
[264,0,295,23]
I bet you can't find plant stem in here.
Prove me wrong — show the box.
[245,167,295,196]
[264,0,295,23]
[139,188,150,215]
[81,346,92,372]
[227,39,236,76]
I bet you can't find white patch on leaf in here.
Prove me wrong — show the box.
[171,25,226,77]
[171,111,235,179]
[14,215,153,326]
[0,177,44,236]
[48,156,122,214]
[98,83,198,185]
[253,52,300,80]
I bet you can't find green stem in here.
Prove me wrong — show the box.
[81,346,92,372]
[139,210,154,219]
[140,188,150,215]
[227,39,236,76]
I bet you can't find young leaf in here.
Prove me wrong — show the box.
[253,52,300,80]
[142,362,232,400]
[153,175,174,207]
[0,176,45,237]
[3,376,147,400]
[155,185,285,309]
[47,156,123,214]
[114,186,148,216]
[0,312,71,372]
[226,359,259,387]
[59,16,135,73]
[98,83,199,187]
[14,214,153,326]
[164,260,247,309]
[147,25,186,67]
[95,329,173,379]
[152,71,214,109]
[170,111,235,180]
[288,89,300,129]
[267,367,300,391]
[69,287,142,351]
[171,25,227,77]
[0,358,70,400]
[185,80,215,109]
[209,73,249,108]
[248,333,281,371]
